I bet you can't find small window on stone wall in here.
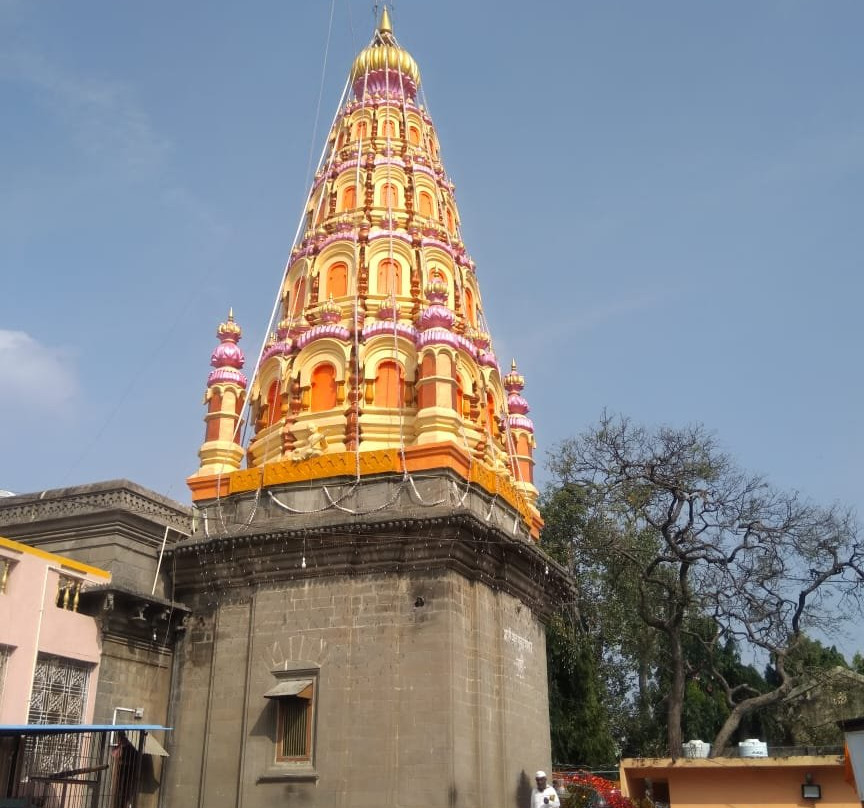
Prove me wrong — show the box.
[266,380,282,427]
[290,276,307,318]
[327,262,349,297]
[377,258,402,296]
[263,665,319,778]
[276,683,314,760]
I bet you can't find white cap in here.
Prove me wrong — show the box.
[535,771,547,779]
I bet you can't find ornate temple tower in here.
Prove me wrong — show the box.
[186,7,541,529]
[170,9,570,808]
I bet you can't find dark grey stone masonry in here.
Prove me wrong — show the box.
[166,472,573,808]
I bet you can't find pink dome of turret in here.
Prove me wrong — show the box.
[504,360,530,416]
[504,360,534,435]
[208,310,247,388]
[418,281,456,331]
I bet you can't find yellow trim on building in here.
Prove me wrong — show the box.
[0,536,111,579]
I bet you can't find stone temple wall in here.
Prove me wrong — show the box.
[166,568,551,808]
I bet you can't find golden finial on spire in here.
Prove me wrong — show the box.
[378,5,393,36]
[218,308,242,340]
[504,360,525,392]
[350,2,420,90]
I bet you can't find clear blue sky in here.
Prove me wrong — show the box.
[2,4,861,572]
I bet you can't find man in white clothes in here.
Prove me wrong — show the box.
[530,771,559,808]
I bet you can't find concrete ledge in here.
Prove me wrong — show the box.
[257,768,319,783]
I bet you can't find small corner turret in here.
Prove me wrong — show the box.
[503,359,538,506]
[189,310,247,490]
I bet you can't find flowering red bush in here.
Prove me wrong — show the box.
[552,770,635,808]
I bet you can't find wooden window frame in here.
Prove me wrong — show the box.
[275,685,314,762]
[259,664,320,783]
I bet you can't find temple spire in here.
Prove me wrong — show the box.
[378,4,393,36]
[188,4,542,536]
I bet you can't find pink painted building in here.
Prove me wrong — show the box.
[0,536,109,725]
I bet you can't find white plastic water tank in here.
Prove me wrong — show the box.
[683,740,711,758]
[738,739,768,758]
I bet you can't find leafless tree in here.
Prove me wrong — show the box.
[704,500,863,751]
[549,412,864,757]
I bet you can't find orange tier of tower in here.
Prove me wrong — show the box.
[188,7,541,538]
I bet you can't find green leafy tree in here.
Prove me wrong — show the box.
[541,486,625,765]
[762,635,851,746]
[679,622,769,746]
[541,482,668,759]
[546,613,618,765]
[765,635,848,684]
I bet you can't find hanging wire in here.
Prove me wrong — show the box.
[350,35,374,482]
[383,17,411,478]
[232,84,353,455]
[304,0,339,194]
[235,27,352,432]
[345,0,357,55]
[208,2,352,529]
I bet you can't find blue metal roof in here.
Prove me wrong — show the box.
[0,724,171,735]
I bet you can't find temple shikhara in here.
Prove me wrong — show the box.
[187,6,541,539]
[0,9,571,808]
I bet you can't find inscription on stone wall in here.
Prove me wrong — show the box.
[504,627,533,679]
[503,627,533,654]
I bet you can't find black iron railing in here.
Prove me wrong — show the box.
[0,725,168,808]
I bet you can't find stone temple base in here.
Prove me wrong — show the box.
[166,472,571,808]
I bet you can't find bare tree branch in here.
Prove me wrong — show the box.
[548,413,864,757]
